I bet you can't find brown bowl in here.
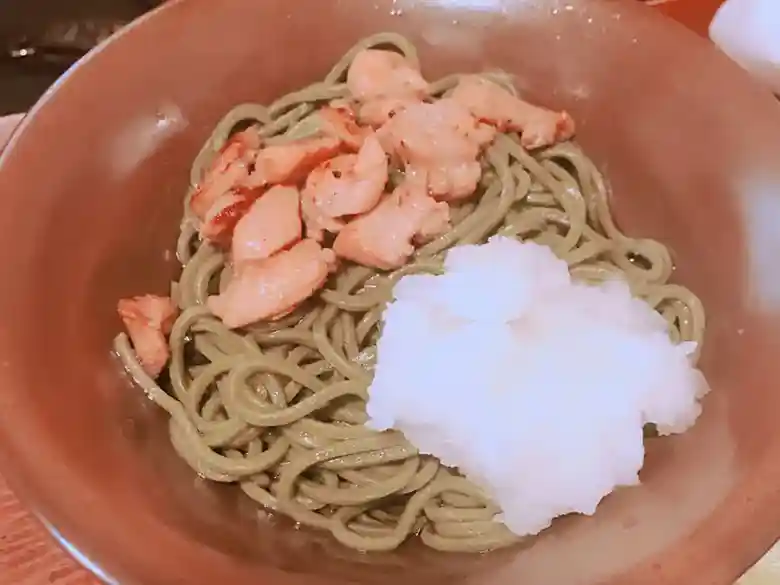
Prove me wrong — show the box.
[0,0,779,583]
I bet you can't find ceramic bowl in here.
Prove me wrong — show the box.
[0,1,778,583]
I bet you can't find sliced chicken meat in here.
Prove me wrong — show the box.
[379,99,496,200]
[189,127,262,219]
[244,107,369,190]
[191,110,374,246]
[245,136,344,190]
[356,96,423,128]
[346,49,430,126]
[208,239,337,328]
[450,76,575,149]
[347,49,429,101]
[301,134,389,240]
[333,180,450,270]
[232,185,302,271]
[317,105,370,151]
[199,188,257,247]
[117,295,178,378]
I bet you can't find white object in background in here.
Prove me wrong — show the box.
[709,0,780,94]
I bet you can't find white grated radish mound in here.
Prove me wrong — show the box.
[366,236,709,537]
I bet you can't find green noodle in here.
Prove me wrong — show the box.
[114,32,706,553]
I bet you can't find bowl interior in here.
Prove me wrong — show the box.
[0,1,779,584]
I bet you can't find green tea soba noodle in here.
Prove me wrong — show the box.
[114,33,705,553]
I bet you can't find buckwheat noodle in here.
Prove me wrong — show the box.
[114,33,706,553]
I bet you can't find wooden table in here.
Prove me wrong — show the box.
[4,3,778,584]
[0,476,96,584]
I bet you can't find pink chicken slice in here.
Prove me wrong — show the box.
[317,105,370,151]
[243,107,369,190]
[357,97,423,129]
[379,99,495,201]
[195,110,369,246]
[301,134,389,240]
[200,188,257,247]
[117,295,178,378]
[245,136,344,190]
[450,76,575,149]
[347,49,429,101]
[333,181,450,270]
[232,185,302,271]
[190,128,262,219]
[208,239,336,328]
[346,49,430,127]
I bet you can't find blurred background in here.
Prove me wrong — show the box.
[0,0,161,115]
[0,0,724,116]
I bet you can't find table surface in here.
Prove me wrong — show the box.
[0,2,778,583]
